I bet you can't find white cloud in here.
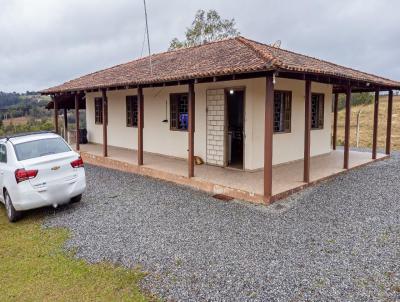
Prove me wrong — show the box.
[0,0,399,92]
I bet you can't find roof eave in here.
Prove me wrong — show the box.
[276,68,400,90]
[41,67,277,95]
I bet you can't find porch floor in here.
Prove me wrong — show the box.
[78,143,387,201]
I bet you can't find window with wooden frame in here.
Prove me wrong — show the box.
[273,91,292,133]
[170,93,189,131]
[126,95,138,127]
[311,93,324,129]
[94,97,103,125]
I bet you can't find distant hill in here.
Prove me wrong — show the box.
[0,91,51,120]
[336,95,400,151]
[0,92,22,108]
[0,91,85,137]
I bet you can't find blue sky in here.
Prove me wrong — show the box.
[1,0,399,92]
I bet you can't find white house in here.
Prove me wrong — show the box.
[42,36,400,203]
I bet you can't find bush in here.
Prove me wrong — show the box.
[1,119,55,136]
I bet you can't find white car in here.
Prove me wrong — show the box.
[0,132,86,222]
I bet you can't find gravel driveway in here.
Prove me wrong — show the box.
[44,153,400,301]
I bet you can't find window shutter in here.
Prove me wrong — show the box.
[318,96,324,128]
[95,98,103,124]
[132,96,138,127]
[170,95,177,129]
[169,93,189,131]
[126,97,132,127]
[284,93,291,131]
[273,91,292,133]
[125,96,138,127]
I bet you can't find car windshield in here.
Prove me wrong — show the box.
[14,138,71,161]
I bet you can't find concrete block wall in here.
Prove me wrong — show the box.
[206,89,225,166]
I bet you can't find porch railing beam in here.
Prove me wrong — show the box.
[188,82,195,177]
[372,89,380,159]
[304,80,311,183]
[333,93,339,150]
[53,96,59,134]
[264,75,274,202]
[75,93,80,151]
[63,108,68,140]
[102,89,108,157]
[386,90,393,155]
[344,85,352,169]
[138,86,144,166]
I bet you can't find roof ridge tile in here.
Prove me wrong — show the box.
[236,36,282,69]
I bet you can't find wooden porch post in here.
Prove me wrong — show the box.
[63,108,68,139]
[102,89,108,157]
[386,90,393,155]
[188,82,195,177]
[304,80,311,183]
[264,75,274,202]
[344,85,351,169]
[137,86,144,166]
[333,93,339,150]
[75,94,80,151]
[53,96,59,134]
[372,89,380,159]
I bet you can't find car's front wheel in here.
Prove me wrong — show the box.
[4,190,21,223]
[70,194,82,204]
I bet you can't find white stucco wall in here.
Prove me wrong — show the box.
[86,86,205,159]
[85,77,333,170]
[250,78,333,169]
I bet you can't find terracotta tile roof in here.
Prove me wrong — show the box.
[238,37,400,87]
[42,36,400,94]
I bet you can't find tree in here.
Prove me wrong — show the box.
[338,92,373,110]
[169,9,240,50]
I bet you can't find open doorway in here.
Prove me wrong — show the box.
[226,89,245,169]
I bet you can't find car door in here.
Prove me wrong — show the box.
[0,144,7,202]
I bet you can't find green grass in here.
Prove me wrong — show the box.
[0,207,151,302]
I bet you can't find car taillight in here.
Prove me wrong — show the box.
[15,169,38,183]
[71,157,84,168]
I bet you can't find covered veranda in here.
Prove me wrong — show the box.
[42,37,400,204]
[76,143,387,202]
[46,75,397,204]
[45,92,85,143]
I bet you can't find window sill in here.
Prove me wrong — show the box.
[170,128,188,132]
[273,131,291,135]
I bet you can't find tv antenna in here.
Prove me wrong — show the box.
[271,40,281,48]
[143,0,153,76]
